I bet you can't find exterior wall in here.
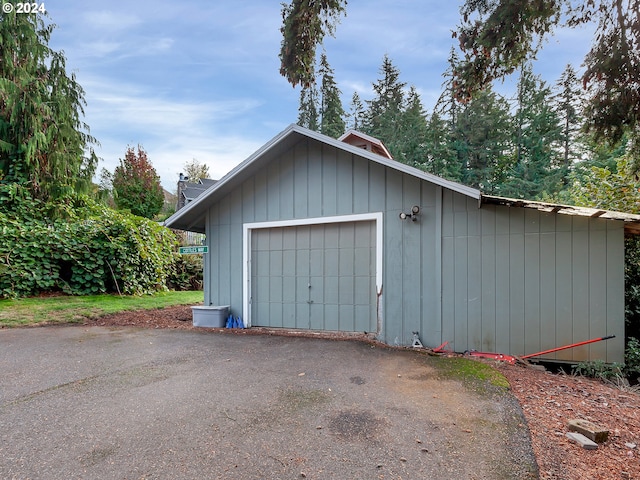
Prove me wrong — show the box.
[202,135,625,362]
[203,137,442,346]
[440,190,625,363]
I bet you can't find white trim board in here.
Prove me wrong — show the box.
[242,212,384,328]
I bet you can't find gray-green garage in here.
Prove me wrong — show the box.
[166,124,640,363]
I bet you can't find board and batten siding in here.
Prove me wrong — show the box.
[201,134,625,363]
[441,190,625,363]
[203,137,446,346]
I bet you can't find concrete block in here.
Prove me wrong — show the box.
[567,419,609,443]
[566,432,598,450]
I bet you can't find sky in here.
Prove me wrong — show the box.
[44,0,595,191]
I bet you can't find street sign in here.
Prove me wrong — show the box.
[179,246,208,254]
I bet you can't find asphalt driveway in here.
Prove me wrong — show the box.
[0,326,538,479]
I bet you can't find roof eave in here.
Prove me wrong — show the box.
[164,124,483,231]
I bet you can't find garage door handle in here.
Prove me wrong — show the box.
[307,300,314,304]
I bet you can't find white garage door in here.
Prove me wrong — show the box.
[251,221,376,332]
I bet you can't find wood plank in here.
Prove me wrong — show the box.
[336,149,353,215]
[524,233,541,355]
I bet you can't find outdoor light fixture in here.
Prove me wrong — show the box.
[399,205,420,221]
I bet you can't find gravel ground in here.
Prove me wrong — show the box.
[0,310,539,480]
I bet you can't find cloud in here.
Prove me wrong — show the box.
[81,10,142,31]
[80,76,265,188]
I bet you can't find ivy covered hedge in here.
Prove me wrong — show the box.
[0,186,188,298]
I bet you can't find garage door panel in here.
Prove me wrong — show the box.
[296,250,310,276]
[354,221,373,247]
[282,250,296,276]
[324,227,339,248]
[339,248,355,275]
[296,302,309,328]
[269,251,283,276]
[310,249,324,274]
[324,249,339,275]
[324,304,339,330]
[251,221,376,332]
[355,276,373,305]
[355,305,372,332]
[253,229,269,250]
[309,303,325,330]
[256,301,269,324]
[255,251,270,276]
[269,228,283,250]
[295,277,309,303]
[324,276,339,304]
[339,277,354,304]
[355,248,373,275]
[256,276,270,304]
[282,276,296,303]
[295,226,310,248]
[310,224,324,248]
[269,303,283,327]
[269,276,283,303]
[310,276,324,304]
[283,303,296,328]
[339,223,355,247]
[339,305,355,330]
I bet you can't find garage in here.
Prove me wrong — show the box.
[165,124,639,362]
[247,218,378,332]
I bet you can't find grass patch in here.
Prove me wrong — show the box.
[430,356,510,390]
[0,291,203,327]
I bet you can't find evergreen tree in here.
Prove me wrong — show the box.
[434,48,462,127]
[395,86,428,168]
[453,0,640,171]
[112,146,164,219]
[0,11,98,202]
[454,88,512,193]
[318,53,345,138]
[501,65,563,198]
[423,111,460,181]
[297,84,319,131]
[363,55,406,156]
[553,65,585,170]
[347,92,365,131]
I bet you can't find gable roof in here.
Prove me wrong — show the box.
[164,123,640,234]
[164,124,481,232]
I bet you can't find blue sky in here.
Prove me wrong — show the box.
[46,0,594,191]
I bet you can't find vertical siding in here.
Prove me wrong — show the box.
[401,175,422,341]
[203,135,625,362]
[441,194,625,363]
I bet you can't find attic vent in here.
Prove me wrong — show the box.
[337,130,393,160]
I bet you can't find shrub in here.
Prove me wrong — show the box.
[167,254,203,291]
[625,337,640,383]
[0,188,179,297]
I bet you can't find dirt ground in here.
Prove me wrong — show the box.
[82,305,639,479]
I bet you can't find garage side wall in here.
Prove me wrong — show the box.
[441,190,625,363]
[203,138,443,345]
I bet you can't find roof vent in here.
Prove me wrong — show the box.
[338,130,393,160]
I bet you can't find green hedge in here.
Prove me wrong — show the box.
[0,188,180,297]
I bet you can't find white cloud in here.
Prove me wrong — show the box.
[81,10,142,31]
[80,76,265,188]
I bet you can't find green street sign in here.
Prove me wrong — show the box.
[179,246,208,254]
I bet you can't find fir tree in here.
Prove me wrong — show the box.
[297,84,319,131]
[347,92,365,131]
[318,53,346,138]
